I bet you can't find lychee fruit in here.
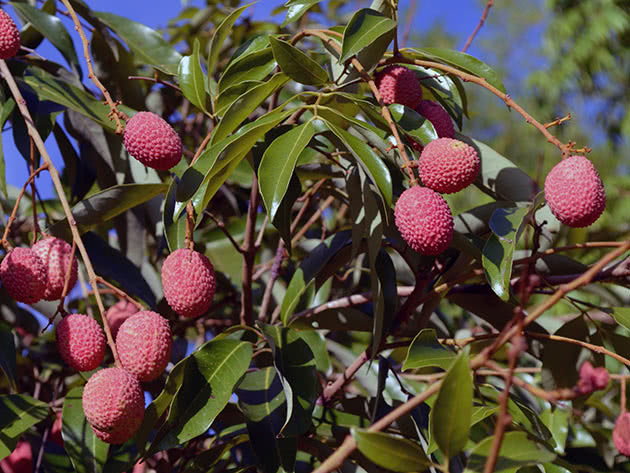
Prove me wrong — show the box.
[415,100,455,139]
[418,138,480,194]
[56,314,105,372]
[49,412,63,447]
[0,247,46,304]
[116,310,172,382]
[0,10,20,60]
[82,368,144,444]
[614,412,630,456]
[161,248,216,318]
[32,237,78,301]
[0,439,32,473]
[575,360,609,395]
[375,65,422,109]
[123,111,182,170]
[544,155,606,227]
[394,186,454,255]
[106,299,139,338]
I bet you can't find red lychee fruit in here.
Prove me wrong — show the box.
[0,10,20,60]
[0,439,32,473]
[161,248,216,318]
[123,111,182,170]
[116,310,172,382]
[394,186,454,255]
[32,237,78,301]
[544,155,606,227]
[415,100,455,139]
[375,65,422,109]
[0,247,46,304]
[575,360,609,395]
[49,412,63,447]
[614,412,630,456]
[56,314,105,372]
[82,368,144,444]
[106,299,139,339]
[418,138,480,194]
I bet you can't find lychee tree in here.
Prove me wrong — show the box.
[0,1,628,472]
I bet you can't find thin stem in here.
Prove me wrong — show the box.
[29,138,40,243]
[95,276,145,311]
[239,172,260,326]
[127,75,182,92]
[462,0,493,53]
[204,211,243,254]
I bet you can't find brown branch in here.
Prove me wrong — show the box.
[462,0,493,53]
[204,211,243,254]
[239,172,260,326]
[95,276,145,311]
[401,0,418,48]
[29,138,40,243]
[544,113,571,129]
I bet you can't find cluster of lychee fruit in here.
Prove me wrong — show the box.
[376,64,606,257]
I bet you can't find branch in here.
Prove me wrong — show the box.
[462,0,493,53]
[239,172,260,326]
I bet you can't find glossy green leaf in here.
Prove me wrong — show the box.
[163,179,187,252]
[0,395,49,436]
[215,80,264,117]
[465,432,555,472]
[0,323,16,392]
[403,329,456,371]
[340,9,396,63]
[259,121,315,220]
[218,47,276,93]
[352,429,432,472]
[212,73,289,144]
[272,173,301,250]
[207,3,254,77]
[541,316,588,390]
[431,352,472,458]
[178,38,207,112]
[541,408,569,454]
[610,307,630,331]
[389,104,438,146]
[299,330,331,374]
[94,11,182,75]
[269,37,329,85]
[282,0,322,26]
[61,388,108,473]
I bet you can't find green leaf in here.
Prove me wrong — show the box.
[259,121,315,220]
[282,0,322,26]
[0,394,49,435]
[269,37,329,86]
[47,183,168,239]
[0,323,16,392]
[403,329,456,371]
[94,11,182,75]
[215,80,264,117]
[272,173,301,250]
[465,432,555,473]
[212,73,289,144]
[11,3,80,74]
[540,408,569,455]
[178,38,207,112]
[541,316,588,390]
[352,429,432,472]
[431,352,472,458]
[61,387,108,473]
[340,9,396,64]
[218,47,276,93]
[389,104,438,146]
[610,307,630,331]
[207,3,254,78]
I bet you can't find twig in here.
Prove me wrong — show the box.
[258,242,285,322]
[239,172,260,326]
[462,0,493,53]
[401,0,418,48]
[95,276,145,311]
[291,195,335,246]
[127,75,182,93]
[544,113,571,129]
[29,138,40,243]
[204,211,243,254]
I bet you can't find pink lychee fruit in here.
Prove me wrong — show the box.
[418,138,480,194]
[575,360,609,395]
[0,247,46,304]
[415,100,455,138]
[0,10,20,60]
[82,368,144,444]
[544,155,606,227]
[394,186,454,255]
[56,314,106,372]
[0,439,32,473]
[32,237,78,301]
[375,65,423,109]
[49,412,63,447]
[614,412,630,456]
[123,111,182,170]
[106,299,139,339]
[161,248,216,318]
[116,310,172,382]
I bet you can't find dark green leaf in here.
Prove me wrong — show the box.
[466,432,555,472]
[0,394,49,435]
[389,104,438,146]
[282,0,322,27]
[215,80,264,117]
[340,9,396,63]
[178,38,207,112]
[207,3,254,78]
[218,47,276,93]
[0,323,16,392]
[541,408,569,455]
[610,307,630,331]
[269,37,329,86]
[352,429,432,472]
[403,329,456,371]
[272,173,301,250]
[542,316,588,390]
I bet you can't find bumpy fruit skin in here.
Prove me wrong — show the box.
[0,10,20,60]
[123,112,182,170]
[161,248,216,318]
[116,310,172,382]
[375,65,422,109]
[544,155,606,227]
[106,299,139,338]
[394,186,454,255]
[418,138,480,194]
[614,412,630,456]
[56,314,105,372]
[0,247,46,304]
[0,440,32,473]
[415,100,455,138]
[82,368,144,444]
[32,237,78,301]
[576,360,609,395]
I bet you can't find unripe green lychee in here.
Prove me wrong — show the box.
[116,310,172,382]
[375,65,422,109]
[56,314,105,372]
[0,247,46,304]
[418,138,480,194]
[415,100,455,138]
[544,155,606,227]
[32,237,78,301]
[123,111,182,170]
[106,299,139,338]
[82,368,144,445]
[0,10,20,60]
[161,248,216,318]
[394,186,453,255]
